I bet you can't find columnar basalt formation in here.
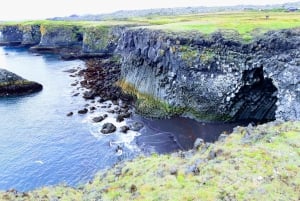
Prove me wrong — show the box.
[0,24,299,121]
[117,28,300,121]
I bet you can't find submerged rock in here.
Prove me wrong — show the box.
[0,68,43,97]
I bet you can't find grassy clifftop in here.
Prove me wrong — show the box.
[1,121,299,200]
[134,11,300,40]
[1,11,300,41]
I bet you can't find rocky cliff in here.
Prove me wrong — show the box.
[0,23,299,121]
[117,28,300,122]
[0,25,41,46]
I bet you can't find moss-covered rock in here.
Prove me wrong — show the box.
[0,69,42,96]
[117,79,185,118]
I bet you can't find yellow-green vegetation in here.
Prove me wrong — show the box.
[117,80,231,121]
[0,80,33,87]
[116,80,185,117]
[134,11,300,40]
[1,121,299,200]
[82,26,110,51]
[1,11,300,41]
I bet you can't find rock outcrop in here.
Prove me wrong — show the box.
[117,28,300,121]
[0,69,43,96]
[0,25,41,46]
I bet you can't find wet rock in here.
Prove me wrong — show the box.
[83,91,95,99]
[63,69,77,73]
[72,93,80,97]
[78,108,88,114]
[101,123,116,134]
[92,116,104,123]
[129,122,144,131]
[121,112,131,118]
[66,112,73,116]
[116,115,124,122]
[119,125,130,133]
[89,106,96,111]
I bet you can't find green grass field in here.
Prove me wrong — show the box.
[132,11,300,39]
[1,11,300,40]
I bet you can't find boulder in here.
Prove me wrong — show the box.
[101,123,116,134]
[0,69,42,97]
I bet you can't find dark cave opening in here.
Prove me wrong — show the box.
[230,67,278,123]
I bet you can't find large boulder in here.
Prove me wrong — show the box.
[0,69,43,96]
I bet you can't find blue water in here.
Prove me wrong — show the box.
[0,47,138,191]
[0,47,241,192]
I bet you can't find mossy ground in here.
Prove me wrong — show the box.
[1,121,299,200]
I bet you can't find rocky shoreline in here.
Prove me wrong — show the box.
[63,57,145,136]
[0,120,299,200]
[0,68,42,97]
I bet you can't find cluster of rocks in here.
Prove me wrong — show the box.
[0,68,43,97]
[64,57,143,135]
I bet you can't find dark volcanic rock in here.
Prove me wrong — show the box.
[79,58,122,102]
[92,116,104,123]
[101,123,116,134]
[0,69,43,97]
[78,108,88,114]
[67,112,73,116]
[117,28,300,121]
[119,125,130,133]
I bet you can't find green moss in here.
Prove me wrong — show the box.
[116,80,185,118]
[83,26,110,51]
[200,48,215,63]
[179,45,199,61]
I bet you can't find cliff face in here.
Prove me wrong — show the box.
[82,26,124,54]
[0,23,299,121]
[38,24,82,48]
[117,28,300,121]
[0,25,41,46]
